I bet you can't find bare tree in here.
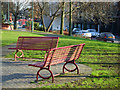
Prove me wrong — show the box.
[72,2,118,30]
[46,3,62,32]
[34,2,62,32]
[60,2,118,34]
[33,2,49,32]
[69,2,72,36]
[9,0,30,29]
[60,2,65,35]
[0,1,2,29]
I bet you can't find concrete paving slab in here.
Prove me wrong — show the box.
[1,44,16,57]
[2,58,92,88]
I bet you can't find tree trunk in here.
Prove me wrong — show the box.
[0,1,2,29]
[46,17,56,32]
[98,20,102,33]
[45,3,62,32]
[69,2,72,36]
[41,14,46,32]
[60,2,65,35]
[14,15,17,29]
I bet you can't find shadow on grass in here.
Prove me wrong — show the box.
[58,75,119,78]
[79,62,120,64]
[82,53,120,55]
[32,32,92,41]
[33,32,62,37]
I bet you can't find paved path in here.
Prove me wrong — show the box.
[2,58,92,88]
[1,43,16,57]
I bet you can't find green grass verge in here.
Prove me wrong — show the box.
[1,30,44,46]
[2,30,120,88]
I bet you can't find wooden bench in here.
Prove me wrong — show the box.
[9,36,59,61]
[28,43,85,83]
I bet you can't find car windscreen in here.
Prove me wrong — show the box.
[82,31,88,33]
[106,33,114,37]
[88,30,96,32]
[74,29,80,31]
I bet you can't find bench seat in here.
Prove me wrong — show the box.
[28,61,45,68]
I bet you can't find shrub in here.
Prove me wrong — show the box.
[38,26,44,31]
[25,21,45,31]
[83,23,87,30]
[2,10,5,24]
[34,22,39,30]
[26,21,32,27]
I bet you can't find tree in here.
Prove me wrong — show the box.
[9,0,30,29]
[1,2,9,23]
[0,1,2,29]
[46,3,62,32]
[72,2,118,32]
[59,2,81,36]
[60,2,65,35]
[34,2,49,32]
[69,2,72,36]
[34,2,62,32]
[1,10,5,24]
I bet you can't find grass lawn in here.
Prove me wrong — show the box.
[1,30,44,46]
[2,30,120,88]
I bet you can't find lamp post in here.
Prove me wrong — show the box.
[31,0,34,32]
[8,0,9,24]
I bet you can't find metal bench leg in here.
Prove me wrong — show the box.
[36,68,54,83]
[15,49,24,61]
[74,63,79,74]
[63,60,79,74]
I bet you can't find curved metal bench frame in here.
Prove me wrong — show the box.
[36,67,54,83]
[63,60,79,74]
[15,49,24,60]
[28,43,85,83]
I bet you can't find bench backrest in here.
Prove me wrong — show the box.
[16,36,59,51]
[43,43,85,67]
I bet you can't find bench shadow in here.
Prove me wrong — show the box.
[2,61,28,66]
[2,73,35,83]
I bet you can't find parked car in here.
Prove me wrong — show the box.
[86,29,99,37]
[76,30,92,38]
[72,28,81,34]
[87,29,96,32]
[96,32,115,43]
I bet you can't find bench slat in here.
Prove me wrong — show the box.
[44,43,85,67]
[16,36,59,50]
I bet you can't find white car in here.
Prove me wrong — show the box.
[86,29,99,37]
[72,28,81,34]
[76,30,92,38]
